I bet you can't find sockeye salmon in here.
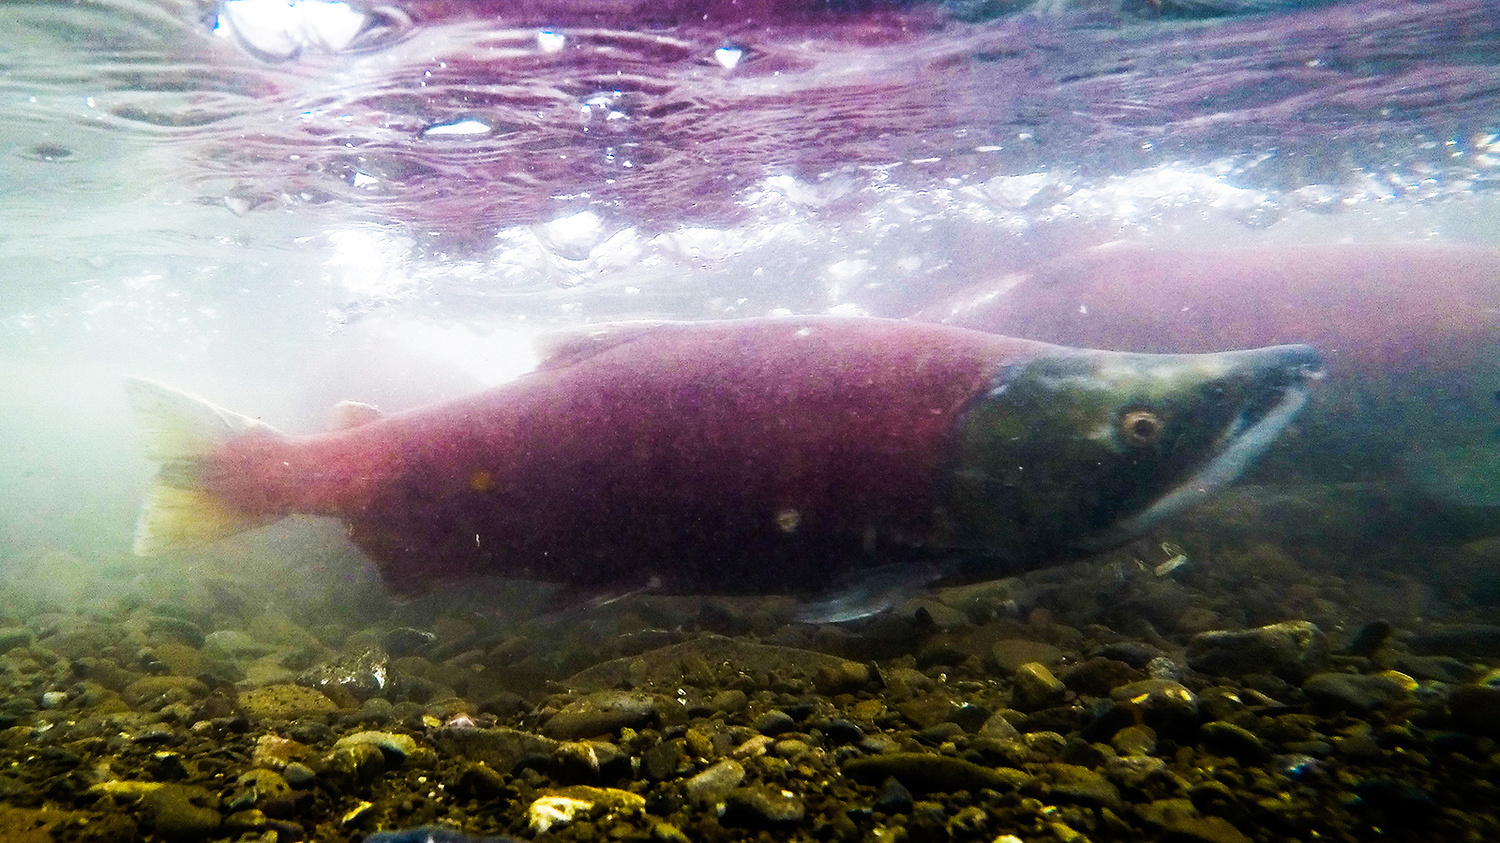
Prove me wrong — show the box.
[912,241,1500,493]
[128,317,1321,595]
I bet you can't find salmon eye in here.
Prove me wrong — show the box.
[1120,410,1163,446]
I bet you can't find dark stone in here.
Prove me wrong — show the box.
[1093,641,1160,668]
[1046,764,1122,811]
[1063,657,1144,696]
[642,740,688,781]
[0,627,35,653]
[949,702,991,733]
[1186,621,1324,681]
[709,689,748,715]
[1409,624,1500,658]
[365,826,523,843]
[1108,680,1199,741]
[145,752,190,781]
[873,776,913,814]
[431,726,558,773]
[1198,721,1273,764]
[542,691,659,739]
[297,646,391,704]
[452,763,507,800]
[477,692,528,718]
[382,627,438,657]
[817,718,864,744]
[288,720,332,745]
[915,722,965,745]
[1388,654,1467,683]
[1342,620,1393,657]
[1162,816,1253,843]
[1353,778,1439,821]
[752,709,796,736]
[723,786,805,826]
[1302,672,1410,714]
[142,784,222,840]
[841,752,1023,794]
[283,762,317,788]
[991,639,1065,672]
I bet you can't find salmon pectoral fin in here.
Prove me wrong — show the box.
[124,377,282,556]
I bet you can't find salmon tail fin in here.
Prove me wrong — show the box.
[124,377,281,556]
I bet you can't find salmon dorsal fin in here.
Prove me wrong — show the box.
[532,320,682,371]
[330,400,385,430]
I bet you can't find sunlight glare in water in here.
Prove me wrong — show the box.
[218,0,368,59]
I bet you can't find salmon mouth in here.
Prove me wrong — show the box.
[1107,345,1325,539]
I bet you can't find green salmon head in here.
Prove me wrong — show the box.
[942,343,1324,562]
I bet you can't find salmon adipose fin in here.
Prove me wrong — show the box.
[125,377,281,556]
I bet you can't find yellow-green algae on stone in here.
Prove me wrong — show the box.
[238,684,339,720]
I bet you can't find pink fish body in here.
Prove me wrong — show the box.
[130,316,1319,595]
[914,241,1500,488]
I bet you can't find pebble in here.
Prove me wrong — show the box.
[752,709,796,736]
[1111,724,1157,757]
[1109,679,1200,741]
[203,630,273,660]
[1199,721,1273,764]
[991,639,1065,672]
[365,827,522,843]
[123,676,208,710]
[1449,683,1500,737]
[542,691,658,739]
[0,627,34,653]
[1093,641,1160,668]
[333,730,419,762]
[818,718,864,744]
[873,776,914,813]
[282,762,317,788]
[684,759,745,805]
[1012,662,1067,710]
[381,627,437,657]
[814,661,873,695]
[841,752,1027,794]
[238,685,339,721]
[1045,764,1122,811]
[1302,672,1411,713]
[709,689,748,714]
[1186,621,1324,681]
[298,647,391,704]
[1163,815,1253,843]
[723,786,806,826]
[142,783,222,840]
[977,710,1022,740]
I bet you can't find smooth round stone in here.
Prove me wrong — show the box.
[684,759,745,805]
[841,752,1026,794]
[1199,721,1273,763]
[1111,724,1157,757]
[542,691,658,740]
[752,709,796,736]
[723,786,805,826]
[142,784,222,840]
[282,762,317,788]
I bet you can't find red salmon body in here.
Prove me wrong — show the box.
[206,319,1050,593]
[129,316,1321,596]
